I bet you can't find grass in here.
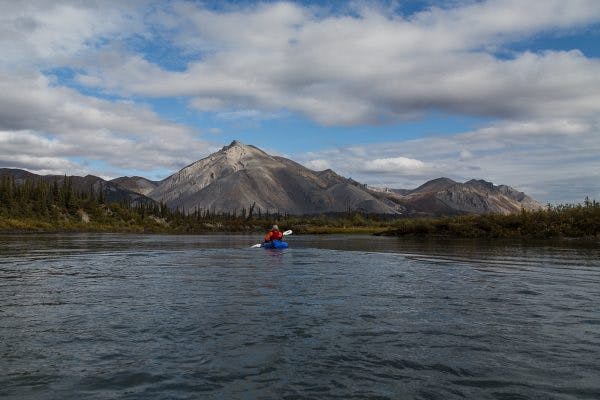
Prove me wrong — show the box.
[378,201,600,240]
[295,226,386,234]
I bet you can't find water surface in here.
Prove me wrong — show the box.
[1,234,599,399]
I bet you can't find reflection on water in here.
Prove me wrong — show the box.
[1,234,599,399]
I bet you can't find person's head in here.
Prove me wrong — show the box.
[272,224,279,231]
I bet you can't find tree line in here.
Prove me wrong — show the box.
[1,175,598,238]
[0,176,296,232]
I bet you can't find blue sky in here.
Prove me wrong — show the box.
[1,0,599,203]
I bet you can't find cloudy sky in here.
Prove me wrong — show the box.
[1,0,599,203]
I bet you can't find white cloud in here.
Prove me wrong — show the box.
[0,1,218,175]
[305,159,330,171]
[414,0,600,48]
[0,130,84,174]
[459,150,473,161]
[295,117,600,203]
[215,109,285,121]
[0,72,210,173]
[0,1,147,69]
[363,157,426,174]
[74,1,600,125]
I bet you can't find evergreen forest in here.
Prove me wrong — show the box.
[1,175,598,240]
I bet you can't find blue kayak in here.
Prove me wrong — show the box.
[261,240,289,249]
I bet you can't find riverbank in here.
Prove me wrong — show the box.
[0,217,385,235]
[377,201,600,240]
[2,198,598,240]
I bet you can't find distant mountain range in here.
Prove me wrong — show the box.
[1,140,541,216]
[0,168,154,206]
[367,177,541,215]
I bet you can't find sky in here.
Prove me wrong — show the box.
[1,0,599,204]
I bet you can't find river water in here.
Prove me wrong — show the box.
[1,234,599,399]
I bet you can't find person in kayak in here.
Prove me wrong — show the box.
[264,225,283,243]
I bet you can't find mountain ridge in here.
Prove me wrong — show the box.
[1,141,542,215]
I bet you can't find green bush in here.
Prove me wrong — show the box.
[381,200,599,239]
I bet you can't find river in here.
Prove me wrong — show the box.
[1,234,599,399]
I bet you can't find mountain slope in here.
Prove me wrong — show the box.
[379,177,542,215]
[148,141,401,214]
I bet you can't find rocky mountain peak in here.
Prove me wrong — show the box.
[412,177,457,193]
[221,140,244,151]
[218,139,270,163]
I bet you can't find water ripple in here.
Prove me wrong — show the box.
[1,234,599,399]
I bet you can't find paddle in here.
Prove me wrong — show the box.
[251,230,292,248]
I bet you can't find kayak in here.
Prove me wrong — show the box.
[261,240,289,249]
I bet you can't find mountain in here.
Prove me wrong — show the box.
[1,140,542,216]
[143,140,540,216]
[0,168,155,206]
[147,140,401,214]
[368,177,541,215]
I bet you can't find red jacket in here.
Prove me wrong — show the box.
[264,229,283,242]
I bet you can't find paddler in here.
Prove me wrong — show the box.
[264,224,283,243]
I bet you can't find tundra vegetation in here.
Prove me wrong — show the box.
[0,176,598,239]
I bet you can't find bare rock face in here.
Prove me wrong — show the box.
[148,141,401,215]
[78,209,90,223]
[435,179,542,214]
[379,177,543,215]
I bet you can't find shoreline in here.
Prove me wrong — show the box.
[1,223,598,244]
[2,200,599,241]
